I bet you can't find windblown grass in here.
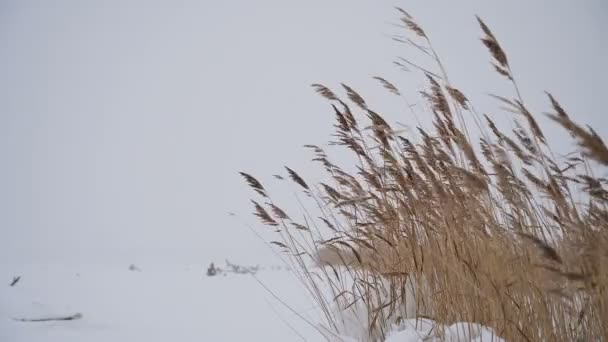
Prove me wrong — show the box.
[241,8,607,341]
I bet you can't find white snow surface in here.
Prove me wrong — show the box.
[0,262,320,342]
[384,319,504,342]
[0,262,503,341]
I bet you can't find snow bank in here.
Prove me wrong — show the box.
[383,320,504,342]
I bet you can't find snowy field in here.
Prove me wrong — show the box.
[0,262,321,342]
[0,261,503,342]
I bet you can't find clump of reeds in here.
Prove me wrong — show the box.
[241,8,608,342]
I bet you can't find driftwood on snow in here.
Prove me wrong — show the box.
[12,313,83,322]
[10,276,20,287]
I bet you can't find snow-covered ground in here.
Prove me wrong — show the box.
[0,262,321,342]
[0,262,503,341]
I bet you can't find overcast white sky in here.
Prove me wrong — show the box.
[0,0,606,265]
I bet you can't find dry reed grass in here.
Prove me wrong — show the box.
[241,8,607,342]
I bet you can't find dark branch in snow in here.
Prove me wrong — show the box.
[10,276,20,287]
[12,313,83,322]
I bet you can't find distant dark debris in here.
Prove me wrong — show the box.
[10,276,20,287]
